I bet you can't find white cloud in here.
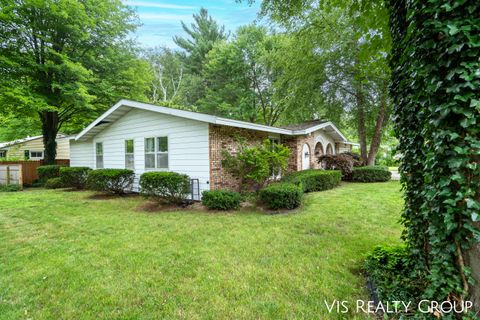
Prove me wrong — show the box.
[123,1,196,10]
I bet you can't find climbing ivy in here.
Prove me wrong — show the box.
[389,0,480,316]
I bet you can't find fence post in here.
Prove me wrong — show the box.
[6,166,10,184]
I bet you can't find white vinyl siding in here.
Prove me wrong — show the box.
[70,140,94,167]
[86,108,210,193]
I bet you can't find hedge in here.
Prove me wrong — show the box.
[139,171,190,204]
[0,184,22,192]
[60,167,91,189]
[87,169,135,194]
[281,169,341,192]
[44,177,64,189]
[259,182,303,210]
[37,165,63,183]
[201,190,241,210]
[350,166,391,182]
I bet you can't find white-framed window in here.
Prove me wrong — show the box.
[269,137,280,151]
[145,137,168,169]
[0,150,7,158]
[29,151,44,160]
[125,139,134,169]
[96,142,104,168]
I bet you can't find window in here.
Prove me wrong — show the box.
[0,150,7,158]
[96,142,103,168]
[125,139,134,169]
[29,151,43,160]
[269,137,280,151]
[145,137,168,169]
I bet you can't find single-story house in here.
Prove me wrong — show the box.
[71,99,357,195]
[0,134,71,160]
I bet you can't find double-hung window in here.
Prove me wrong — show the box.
[145,137,168,169]
[96,142,104,168]
[29,151,44,160]
[125,140,134,169]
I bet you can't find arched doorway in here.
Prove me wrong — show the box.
[326,143,334,155]
[314,142,324,169]
[314,142,324,158]
[302,143,311,170]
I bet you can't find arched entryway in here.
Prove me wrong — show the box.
[314,142,324,169]
[302,143,311,170]
[326,143,334,155]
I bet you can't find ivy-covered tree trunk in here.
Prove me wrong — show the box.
[355,83,368,164]
[40,111,59,165]
[389,0,480,313]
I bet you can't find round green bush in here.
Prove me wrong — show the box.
[350,166,392,182]
[44,177,64,189]
[201,190,241,210]
[37,165,63,183]
[87,169,135,194]
[139,171,190,204]
[60,167,91,189]
[281,169,341,192]
[259,182,303,210]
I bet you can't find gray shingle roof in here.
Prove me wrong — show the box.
[280,120,328,131]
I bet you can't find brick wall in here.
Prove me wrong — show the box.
[208,124,349,190]
[284,134,323,172]
[209,124,269,191]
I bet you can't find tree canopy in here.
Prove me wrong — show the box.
[0,0,151,162]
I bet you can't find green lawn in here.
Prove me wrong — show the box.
[0,182,403,319]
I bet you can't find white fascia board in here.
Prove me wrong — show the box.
[215,118,293,135]
[75,99,218,141]
[75,100,124,140]
[299,121,349,142]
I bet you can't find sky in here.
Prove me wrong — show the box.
[122,0,262,48]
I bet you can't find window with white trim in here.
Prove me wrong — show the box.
[29,151,44,160]
[0,150,6,158]
[96,142,104,168]
[125,139,134,169]
[145,137,168,169]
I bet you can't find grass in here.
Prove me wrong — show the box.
[0,182,403,319]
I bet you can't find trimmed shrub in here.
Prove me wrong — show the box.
[60,167,91,189]
[259,182,303,210]
[365,245,425,305]
[87,169,135,194]
[44,177,64,189]
[202,190,241,210]
[318,154,354,178]
[350,166,391,182]
[37,165,63,183]
[281,169,341,192]
[0,184,22,192]
[139,171,190,204]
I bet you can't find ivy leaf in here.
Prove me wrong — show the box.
[447,24,459,35]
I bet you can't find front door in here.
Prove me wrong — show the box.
[302,144,310,170]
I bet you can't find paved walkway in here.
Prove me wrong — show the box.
[391,170,400,180]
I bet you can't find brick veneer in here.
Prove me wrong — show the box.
[209,124,269,191]
[208,124,352,191]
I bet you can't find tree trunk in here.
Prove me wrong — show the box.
[366,85,388,165]
[355,84,368,164]
[40,111,59,164]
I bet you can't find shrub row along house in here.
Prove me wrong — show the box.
[70,100,356,196]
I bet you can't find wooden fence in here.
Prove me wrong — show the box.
[0,160,69,186]
[0,164,22,186]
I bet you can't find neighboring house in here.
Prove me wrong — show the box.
[71,99,357,194]
[0,135,71,160]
